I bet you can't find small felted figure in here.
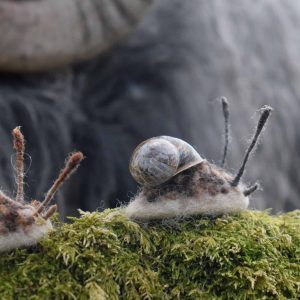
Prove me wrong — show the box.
[0,127,83,252]
[126,99,272,219]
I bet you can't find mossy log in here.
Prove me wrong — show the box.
[0,209,299,299]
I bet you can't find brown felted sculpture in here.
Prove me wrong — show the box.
[126,100,272,219]
[0,127,83,252]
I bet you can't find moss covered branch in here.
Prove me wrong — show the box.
[0,210,299,299]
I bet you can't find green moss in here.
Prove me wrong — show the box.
[0,209,299,299]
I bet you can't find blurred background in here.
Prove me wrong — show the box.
[0,0,299,217]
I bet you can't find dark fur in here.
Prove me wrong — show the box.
[0,0,299,217]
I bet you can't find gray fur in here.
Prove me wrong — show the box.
[0,0,299,216]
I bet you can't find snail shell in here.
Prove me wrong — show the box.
[129,136,204,186]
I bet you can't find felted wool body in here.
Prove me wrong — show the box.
[0,196,53,252]
[0,219,52,252]
[125,161,249,219]
[125,191,249,219]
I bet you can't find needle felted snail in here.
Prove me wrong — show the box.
[0,127,83,252]
[125,99,273,219]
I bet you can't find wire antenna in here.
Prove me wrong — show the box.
[231,105,273,187]
[34,152,84,215]
[12,127,25,203]
[221,97,229,167]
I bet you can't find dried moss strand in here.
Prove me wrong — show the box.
[35,152,84,215]
[231,106,272,187]
[12,127,25,203]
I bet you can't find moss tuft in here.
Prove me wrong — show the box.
[0,209,299,299]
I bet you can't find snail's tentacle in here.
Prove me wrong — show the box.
[243,183,259,197]
[221,97,229,168]
[42,205,58,220]
[34,152,84,215]
[231,106,273,187]
[12,127,25,203]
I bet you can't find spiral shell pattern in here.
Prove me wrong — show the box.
[130,136,203,186]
